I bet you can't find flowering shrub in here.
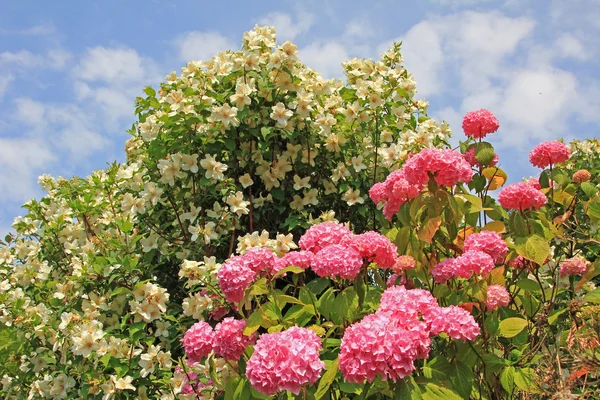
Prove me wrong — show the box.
[1,25,600,400]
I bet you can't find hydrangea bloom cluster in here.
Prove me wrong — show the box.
[181,321,215,363]
[508,255,526,269]
[339,286,480,384]
[272,250,315,274]
[573,169,591,183]
[340,231,399,270]
[298,222,352,253]
[432,251,494,283]
[217,257,258,303]
[464,147,499,167]
[369,170,424,220]
[560,257,588,276]
[529,140,571,168]
[463,230,508,264]
[394,255,416,272]
[462,109,500,139]
[486,285,511,311]
[213,317,256,360]
[426,306,481,341]
[403,148,473,187]
[311,244,364,280]
[498,182,547,211]
[246,326,325,395]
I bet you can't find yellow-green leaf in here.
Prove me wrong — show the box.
[499,317,528,338]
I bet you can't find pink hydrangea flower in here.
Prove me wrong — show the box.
[498,182,547,211]
[339,312,430,384]
[560,257,588,277]
[369,182,387,204]
[213,317,256,360]
[246,326,325,395]
[311,244,364,280]
[529,141,570,169]
[242,247,277,273]
[508,255,526,269]
[181,321,214,363]
[573,169,591,183]
[463,230,508,265]
[217,257,257,303]
[462,109,500,139]
[432,259,459,283]
[403,148,473,187]
[426,306,481,341]
[378,286,439,322]
[394,255,416,273]
[527,177,542,190]
[340,231,399,270]
[486,285,510,311]
[455,250,495,278]
[370,170,423,221]
[463,147,499,167]
[386,273,406,288]
[299,222,353,253]
[272,250,315,274]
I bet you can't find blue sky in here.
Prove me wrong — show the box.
[1,0,599,235]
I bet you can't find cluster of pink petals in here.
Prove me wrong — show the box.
[242,247,277,273]
[498,182,547,211]
[432,251,494,283]
[272,250,315,274]
[217,257,258,303]
[529,141,571,169]
[386,273,406,287]
[486,285,511,311]
[463,147,499,167]
[394,255,416,272]
[213,317,256,360]
[311,244,364,280]
[464,230,508,265]
[403,148,473,187]
[340,231,399,270]
[339,286,480,384]
[560,257,588,277]
[462,109,500,139]
[527,177,542,190]
[299,222,352,253]
[182,321,215,363]
[369,170,423,221]
[426,306,481,341]
[246,326,325,395]
[508,255,526,269]
[339,312,430,383]
[573,169,592,183]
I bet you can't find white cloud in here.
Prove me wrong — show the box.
[0,49,72,70]
[75,47,152,83]
[258,11,315,42]
[554,33,588,60]
[174,31,235,63]
[0,75,13,100]
[299,41,349,78]
[15,97,46,126]
[0,138,57,202]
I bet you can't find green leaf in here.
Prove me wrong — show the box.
[315,359,339,399]
[248,278,269,296]
[515,234,549,265]
[143,86,156,97]
[514,368,541,393]
[516,278,541,292]
[421,383,463,400]
[243,311,264,336]
[272,266,304,279]
[500,366,515,393]
[306,278,330,296]
[582,288,600,303]
[475,142,495,166]
[581,181,598,197]
[317,287,336,319]
[331,287,358,324]
[394,377,422,400]
[499,317,528,338]
[548,308,567,325]
[448,361,473,399]
[587,196,600,219]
